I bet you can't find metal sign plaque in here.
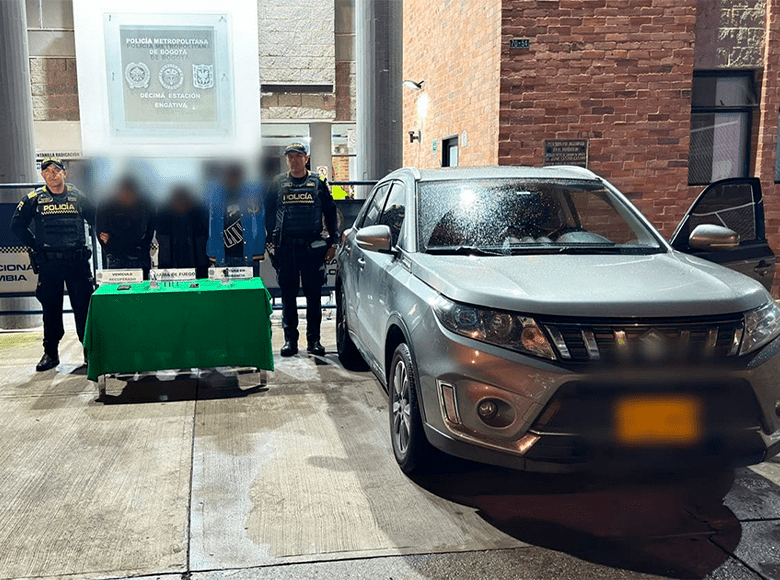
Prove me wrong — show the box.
[543,139,589,168]
[509,38,531,50]
[104,13,233,138]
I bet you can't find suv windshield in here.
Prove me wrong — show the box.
[418,178,663,255]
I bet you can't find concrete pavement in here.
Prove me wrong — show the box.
[1,313,780,580]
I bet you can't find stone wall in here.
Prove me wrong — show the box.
[27,0,79,123]
[257,0,335,86]
[257,0,348,122]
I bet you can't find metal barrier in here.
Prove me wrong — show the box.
[1,180,377,315]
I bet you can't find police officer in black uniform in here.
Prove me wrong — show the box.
[265,143,338,357]
[10,158,96,371]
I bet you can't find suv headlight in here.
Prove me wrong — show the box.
[741,300,780,355]
[433,296,556,360]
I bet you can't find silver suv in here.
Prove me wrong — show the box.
[335,166,780,474]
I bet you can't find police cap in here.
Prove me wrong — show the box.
[284,142,308,156]
[41,157,65,171]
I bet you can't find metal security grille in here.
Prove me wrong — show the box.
[543,317,744,362]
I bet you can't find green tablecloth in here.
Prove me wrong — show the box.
[84,278,274,381]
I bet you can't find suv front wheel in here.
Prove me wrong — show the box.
[389,342,430,474]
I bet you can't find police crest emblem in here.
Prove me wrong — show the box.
[124,62,151,89]
[192,64,214,89]
[159,64,184,90]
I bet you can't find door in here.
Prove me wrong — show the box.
[358,181,408,360]
[344,182,391,359]
[670,178,775,291]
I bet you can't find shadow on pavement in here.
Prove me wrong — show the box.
[412,456,741,579]
[99,369,268,404]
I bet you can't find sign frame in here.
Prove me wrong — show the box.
[103,12,234,140]
[543,139,589,168]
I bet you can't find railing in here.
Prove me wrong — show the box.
[0,179,379,315]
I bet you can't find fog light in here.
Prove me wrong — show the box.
[478,399,498,420]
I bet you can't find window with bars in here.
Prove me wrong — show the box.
[688,72,756,186]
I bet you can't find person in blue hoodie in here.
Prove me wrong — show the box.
[206,162,266,274]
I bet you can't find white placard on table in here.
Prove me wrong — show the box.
[208,266,253,280]
[95,269,144,285]
[149,268,197,282]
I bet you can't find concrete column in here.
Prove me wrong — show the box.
[0,0,36,198]
[309,122,333,179]
[355,0,402,198]
[0,0,40,330]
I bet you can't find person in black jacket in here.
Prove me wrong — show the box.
[265,142,339,357]
[156,185,210,278]
[10,157,96,371]
[96,176,155,278]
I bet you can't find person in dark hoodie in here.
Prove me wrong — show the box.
[97,176,156,279]
[156,185,210,279]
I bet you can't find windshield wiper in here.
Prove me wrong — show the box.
[552,245,661,254]
[425,246,504,256]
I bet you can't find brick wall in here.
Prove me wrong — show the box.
[402,0,502,168]
[694,0,766,68]
[753,0,780,295]
[498,0,697,238]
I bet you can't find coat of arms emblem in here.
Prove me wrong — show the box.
[159,64,184,90]
[124,62,150,89]
[192,64,214,89]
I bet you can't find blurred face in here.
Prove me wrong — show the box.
[286,151,308,177]
[117,187,139,206]
[41,164,66,191]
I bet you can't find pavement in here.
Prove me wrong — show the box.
[1,310,780,580]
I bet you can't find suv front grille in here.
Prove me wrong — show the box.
[543,317,744,363]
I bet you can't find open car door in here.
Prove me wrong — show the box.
[670,178,775,291]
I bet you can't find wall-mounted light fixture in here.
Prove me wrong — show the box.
[403,79,425,91]
[408,130,421,143]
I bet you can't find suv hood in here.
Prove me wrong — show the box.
[409,251,770,318]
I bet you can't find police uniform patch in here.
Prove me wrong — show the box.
[27,192,37,199]
[283,191,315,205]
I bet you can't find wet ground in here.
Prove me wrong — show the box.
[0,314,779,580]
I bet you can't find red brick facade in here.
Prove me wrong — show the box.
[498,0,696,239]
[404,0,780,295]
[403,0,502,168]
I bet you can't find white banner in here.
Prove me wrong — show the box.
[0,252,38,295]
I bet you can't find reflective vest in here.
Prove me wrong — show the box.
[33,186,88,250]
[275,172,323,240]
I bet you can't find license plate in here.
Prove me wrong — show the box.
[614,394,702,446]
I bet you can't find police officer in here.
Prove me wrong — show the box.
[10,158,96,371]
[266,143,338,357]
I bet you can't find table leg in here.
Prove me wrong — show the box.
[97,375,106,402]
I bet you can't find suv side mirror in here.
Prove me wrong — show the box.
[356,224,392,253]
[688,224,740,250]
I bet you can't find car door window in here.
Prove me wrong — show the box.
[359,183,390,228]
[671,179,762,249]
[377,182,406,247]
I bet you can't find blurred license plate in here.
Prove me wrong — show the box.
[615,394,702,446]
